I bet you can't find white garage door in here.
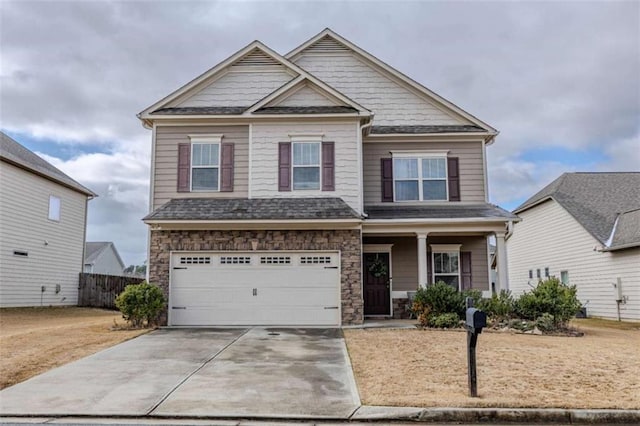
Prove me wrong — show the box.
[169,251,340,326]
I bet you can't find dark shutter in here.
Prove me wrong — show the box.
[381,158,393,202]
[461,251,473,290]
[426,250,433,285]
[278,142,291,191]
[220,143,234,192]
[177,143,191,192]
[447,157,460,201]
[321,141,335,191]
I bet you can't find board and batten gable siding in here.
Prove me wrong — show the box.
[153,125,249,210]
[363,140,486,204]
[176,69,294,107]
[276,86,339,107]
[251,121,361,212]
[0,162,87,307]
[507,199,640,321]
[363,235,489,292]
[293,53,466,126]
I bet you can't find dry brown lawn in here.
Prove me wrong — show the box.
[344,319,640,409]
[0,307,149,389]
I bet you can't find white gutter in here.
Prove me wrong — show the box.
[364,217,515,224]
[144,218,363,225]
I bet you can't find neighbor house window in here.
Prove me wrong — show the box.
[528,270,533,279]
[536,269,541,279]
[191,142,220,191]
[292,142,320,190]
[393,156,447,201]
[560,270,569,285]
[431,244,461,290]
[48,195,61,221]
[544,267,550,277]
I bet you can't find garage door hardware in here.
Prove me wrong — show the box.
[324,306,339,310]
[324,266,338,269]
[172,306,186,310]
[268,332,280,336]
[173,267,188,270]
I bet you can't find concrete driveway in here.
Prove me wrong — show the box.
[0,328,360,419]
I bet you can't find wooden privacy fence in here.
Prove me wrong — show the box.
[78,273,145,309]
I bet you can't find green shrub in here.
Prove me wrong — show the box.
[412,281,463,318]
[535,313,556,332]
[514,277,582,327]
[431,313,461,328]
[115,282,166,328]
[478,290,515,321]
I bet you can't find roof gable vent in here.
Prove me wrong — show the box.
[232,48,281,67]
[306,35,350,53]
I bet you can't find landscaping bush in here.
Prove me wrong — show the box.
[535,313,556,333]
[478,290,515,321]
[431,313,461,329]
[411,282,482,328]
[514,277,582,327]
[115,282,165,328]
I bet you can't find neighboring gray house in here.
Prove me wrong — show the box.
[507,172,640,321]
[139,29,517,327]
[0,132,96,307]
[84,242,126,275]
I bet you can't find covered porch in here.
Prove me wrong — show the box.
[361,204,517,318]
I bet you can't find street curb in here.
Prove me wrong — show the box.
[351,406,640,423]
[1,407,639,424]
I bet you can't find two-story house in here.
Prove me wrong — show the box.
[139,29,517,327]
[0,132,96,307]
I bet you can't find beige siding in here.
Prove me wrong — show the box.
[89,247,124,275]
[153,125,249,210]
[177,69,294,107]
[364,235,489,292]
[0,162,87,307]
[251,121,361,212]
[293,53,466,126]
[276,86,339,107]
[363,140,486,204]
[507,200,640,321]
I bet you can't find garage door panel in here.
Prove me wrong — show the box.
[170,251,340,326]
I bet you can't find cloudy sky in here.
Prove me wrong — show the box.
[1,0,638,265]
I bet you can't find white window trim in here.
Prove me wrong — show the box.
[430,244,461,290]
[291,140,322,191]
[391,154,449,202]
[189,135,222,192]
[48,195,61,222]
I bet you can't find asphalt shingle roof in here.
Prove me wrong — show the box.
[515,172,640,249]
[253,106,358,114]
[370,125,487,134]
[144,197,362,221]
[364,203,517,220]
[0,132,95,196]
[151,107,248,115]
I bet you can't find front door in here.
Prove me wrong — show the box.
[363,252,391,315]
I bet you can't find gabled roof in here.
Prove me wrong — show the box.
[144,198,362,221]
[138,39,370,122]
[286,29,498,138]
[0,132,96,197]
[85,242,126,269]
[515,172,640,250]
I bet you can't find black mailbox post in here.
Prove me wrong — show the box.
[465,299,487,397]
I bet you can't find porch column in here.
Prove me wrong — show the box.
[417,233,428,288]
[495,232,508,292]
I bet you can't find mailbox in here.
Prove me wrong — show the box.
[466,308,487,332]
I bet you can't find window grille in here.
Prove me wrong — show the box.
[260,256,291,265]
[180,256,211,264]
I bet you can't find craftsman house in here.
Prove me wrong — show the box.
[139,29,516,326]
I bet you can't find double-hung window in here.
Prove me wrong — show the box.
[292,142,320,190]
[393,154,447,201]
[191,139,220,191]
[431,244,461,290]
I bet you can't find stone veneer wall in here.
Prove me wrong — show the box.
[149,229,363,325]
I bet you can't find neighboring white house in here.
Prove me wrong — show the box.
[84,242,126,275]
[0,132,96,307]
[507,172,640,321]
